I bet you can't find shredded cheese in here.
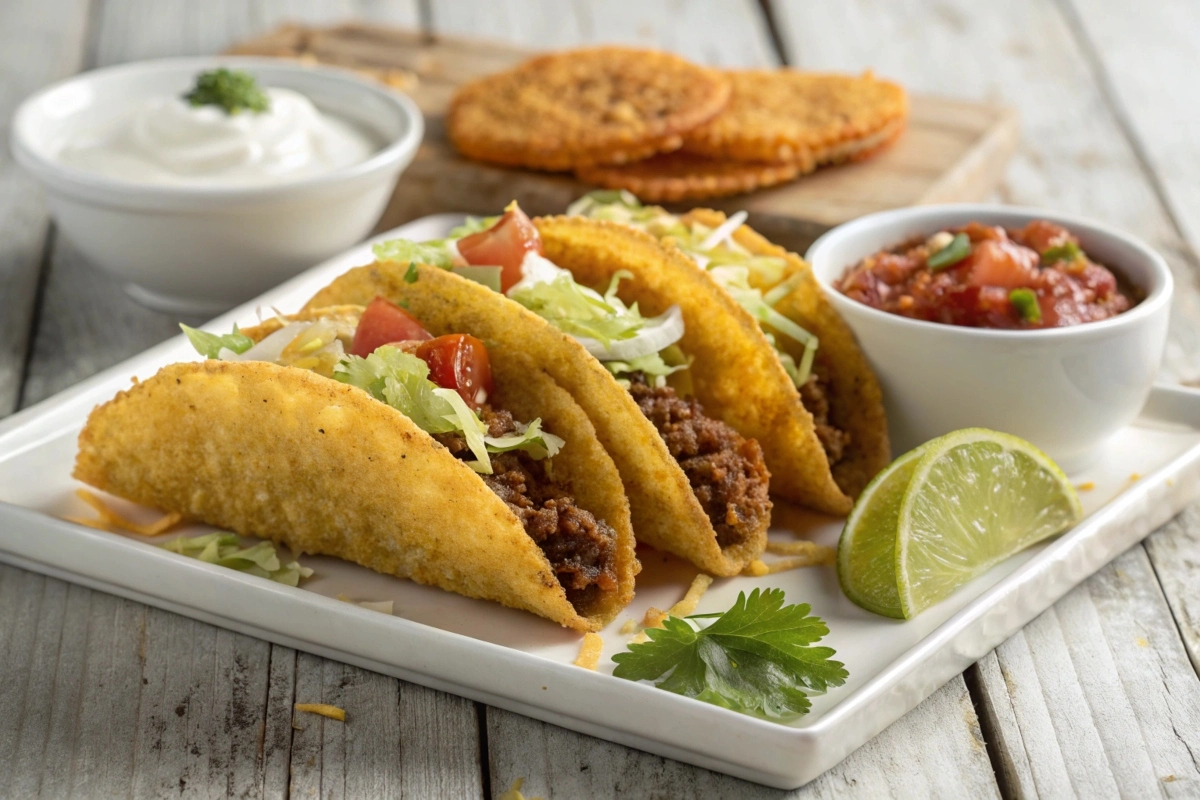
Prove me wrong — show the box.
[71,489,182,536]
[573,632,604,670]
[764,540,837,566]
[619,618,637,635]
[762,555,835,574]
[632,574,714,644]
[336,595,394,614]
[294,703,346,721]
[498,777,544,800]
[1076,481,1095,492]
[742,559,770,577]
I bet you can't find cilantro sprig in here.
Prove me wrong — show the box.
[612,588,847,720]
[184,68,270,115]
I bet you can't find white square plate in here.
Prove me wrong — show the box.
[3,214,1200,789]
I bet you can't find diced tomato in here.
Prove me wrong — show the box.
[415,334,493,409]
[965,240,1040,289]
[456,203,543,292]
[1016,219,1075,254]
[350,296,432,357]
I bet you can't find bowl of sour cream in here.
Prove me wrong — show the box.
[11,57,423,313]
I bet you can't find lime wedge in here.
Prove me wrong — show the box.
[838,428,1082,620]
[837,444,927,618]
[895,429,1082,618]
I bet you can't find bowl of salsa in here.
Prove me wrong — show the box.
[806,205,1172,471]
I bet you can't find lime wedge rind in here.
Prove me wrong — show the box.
[836,443,927,619]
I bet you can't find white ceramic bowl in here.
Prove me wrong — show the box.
[806,204,1173,473]
[11,57,424,314]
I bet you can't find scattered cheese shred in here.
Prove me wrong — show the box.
[742,559,770,577]
[335,595,394,614]
[71,489,183,536]
[768,542,835,566]
[1130,473,1141,482]
[763,555,836,574]
[573,632,604,670]
[294,703,346,721]
[498,777,544,800]
[632,574,715,644]
[619,618,638,635]
[1076,481,1096,492]
[642,606,668,629]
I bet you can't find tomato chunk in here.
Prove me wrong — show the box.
[415,334,493,409]
[456,203,543,293]
[350,296,432,357]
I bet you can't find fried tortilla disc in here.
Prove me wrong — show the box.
[682,70,907,164]
[305,261,767,577]
[447,47,731,172]
[533,216,858,515]
[574,151,808,202]
[680,209,890,502]
[73,352,637,632]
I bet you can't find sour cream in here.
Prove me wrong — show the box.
[55,87,378,186]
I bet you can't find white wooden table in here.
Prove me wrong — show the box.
[2,1,1199,796]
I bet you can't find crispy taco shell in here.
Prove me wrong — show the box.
[677,209,890,502]
[74,324,637,631]
[305,264,768,577]
[531,215,871,515]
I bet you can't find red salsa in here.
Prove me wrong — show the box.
[834,220,1136,329]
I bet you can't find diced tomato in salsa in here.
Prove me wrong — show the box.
[415,334,493,409]
[350,296,432,357]
[834,220,1135,329]
[457,203,543,293]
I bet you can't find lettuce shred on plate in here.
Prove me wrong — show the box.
[333,345,562,473]
[568,190,820,387]
[160,532,313,586]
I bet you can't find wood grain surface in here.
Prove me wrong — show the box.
[2,0,1199,797]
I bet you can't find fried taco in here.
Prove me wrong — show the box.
[73,301,638,631]
[568,191,890,513]
[305,214,774,577]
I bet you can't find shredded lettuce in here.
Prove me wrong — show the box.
[334,346,560,473]
[449,215,501,238]
[508,270,649,347]
[160,533,313,586]
[570,193,819,387]
[484,418,564,460]
[181,323,254,359]
[604,352,691,388]
[372,238,460,269]
[452,265,503,292]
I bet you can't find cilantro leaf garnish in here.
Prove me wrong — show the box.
[611,588,847,720]
[183,68,270,115]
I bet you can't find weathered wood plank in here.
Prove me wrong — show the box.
[1146,507,1200,675]
[486,675,998,798]
[0,0,92,415]
[1062,0,1200,269]
[429,0,778,67]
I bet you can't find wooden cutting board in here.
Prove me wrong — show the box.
[230,23,1018,253]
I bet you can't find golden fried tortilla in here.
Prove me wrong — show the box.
[575,151,807,202]
[74,323,638,631]
[682,70,907,164]
[679,209,890,502]
[305,263,769,577]
[448,47,730,171]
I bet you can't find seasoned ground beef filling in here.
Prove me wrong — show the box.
[628,376,771,549]
[798,374,850,467]
[434,406,618,612]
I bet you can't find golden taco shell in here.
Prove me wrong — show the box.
[531,215,871,515]
[677,209,890,502]
[74,320,638,631]
[305,263,769,577]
